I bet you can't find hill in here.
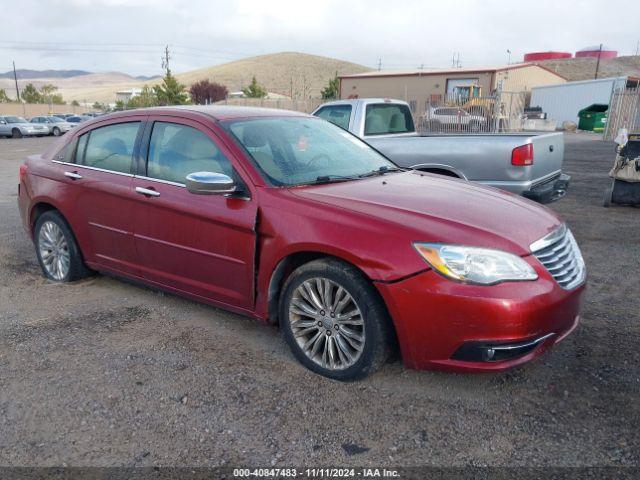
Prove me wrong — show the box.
[172,52,372,97]
[0,69,92,79]
[533,55,640,81]
[1,52,372,104]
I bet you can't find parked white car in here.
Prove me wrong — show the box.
[30,116,75,136]
[0,116,49,138]
[425,106,487,132]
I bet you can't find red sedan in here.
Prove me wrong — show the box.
[17,106,586,380]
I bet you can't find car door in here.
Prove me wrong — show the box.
[131,116,258,310]
[53,118,144,276]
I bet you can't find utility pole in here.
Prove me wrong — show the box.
[377,58,382,71]
[12,61,20,101]
[636,40,639,56]
[507,49,511,65]
[594,43,603,79]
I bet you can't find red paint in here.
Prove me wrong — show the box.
[576,50,617,59]
[524,51,572,61]
[17,107,584,373]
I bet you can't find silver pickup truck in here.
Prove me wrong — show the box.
[312,98,570,203]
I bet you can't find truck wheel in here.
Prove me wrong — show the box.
[279,258,393,381]
[12,128,22,139]
[34,211,91,282]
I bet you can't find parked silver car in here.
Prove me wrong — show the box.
[0,115,49,138]
[30,116,75,136]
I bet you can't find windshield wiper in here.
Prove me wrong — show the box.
[308,174,361,185]
[358,166,406,178]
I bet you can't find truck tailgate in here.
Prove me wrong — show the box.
[529,133,564,182]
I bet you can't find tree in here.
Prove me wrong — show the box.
[93,101,107,111]
[321,72,340,100]
[153,70,188,106]
[189,79,228,105]
[51,94,65,105]
[126,85,158,108]
[21,83,41,103]
[70,100,80,107]
[39,84,58,102]
[0,89,10,103]
[242,76,267,98]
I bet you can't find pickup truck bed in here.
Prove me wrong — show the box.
[312,99,570,203]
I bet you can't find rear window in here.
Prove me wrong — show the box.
[80,122,140,174]
[364,103,414,136]
[314,105,352,131]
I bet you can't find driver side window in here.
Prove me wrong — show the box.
[146,122,234,185]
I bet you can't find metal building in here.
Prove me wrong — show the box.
[530,77,639,128]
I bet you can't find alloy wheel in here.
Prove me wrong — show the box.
[288,277,365,370]
[38,221,70,280]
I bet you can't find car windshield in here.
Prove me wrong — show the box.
[222,117,398,186]
[6,116,27,124]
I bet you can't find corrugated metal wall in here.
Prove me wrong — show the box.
[530,77,627,128]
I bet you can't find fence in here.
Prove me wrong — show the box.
[414,91,526,134]
[0,103,94,118]
[216,97,325,113]
[604,87,640,141]
[216,92,528,134]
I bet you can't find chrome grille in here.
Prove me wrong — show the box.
[530,224,586,290]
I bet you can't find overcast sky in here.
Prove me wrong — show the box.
[2,0,639,76]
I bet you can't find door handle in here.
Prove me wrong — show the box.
[64,171,82,180]
[135,186,160,197]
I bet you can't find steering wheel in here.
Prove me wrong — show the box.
[306,153,332,170]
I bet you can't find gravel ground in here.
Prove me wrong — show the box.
[0,133,638,468]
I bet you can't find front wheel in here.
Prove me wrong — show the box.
[12,128,23,139]
[52,127,61,136]
[279,259,393,380]
[34,211,91,282]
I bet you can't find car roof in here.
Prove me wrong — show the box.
[103,105,313,122]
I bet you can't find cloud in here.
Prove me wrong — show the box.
[2,0,639,75]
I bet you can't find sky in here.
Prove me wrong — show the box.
[2,0,639,76]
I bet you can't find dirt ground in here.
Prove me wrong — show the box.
[0,133,638,468]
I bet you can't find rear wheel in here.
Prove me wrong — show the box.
[52,127,61,136]
[34,211,91,282]
[280,259,393,380]
[12,128,22,139]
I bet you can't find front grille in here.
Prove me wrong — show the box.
[530,224,586,290]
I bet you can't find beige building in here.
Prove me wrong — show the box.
[339,64,566,116]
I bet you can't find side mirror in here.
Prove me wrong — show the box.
[186,171,236,195]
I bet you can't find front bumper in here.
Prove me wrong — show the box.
[375,259,584,372]
[523,173,571,204]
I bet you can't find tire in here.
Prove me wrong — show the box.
[52,127,61,136]
[12,128,22,139]
[279,258,393,381]
[34,210,91,282]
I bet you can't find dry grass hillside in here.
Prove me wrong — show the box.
[534,55,640,81]
[173,52,372,96]
[1,52,371,104]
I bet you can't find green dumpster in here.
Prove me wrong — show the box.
[578,104,608,132]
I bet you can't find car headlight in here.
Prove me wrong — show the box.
[413,243,538,285]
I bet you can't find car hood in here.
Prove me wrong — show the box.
[289,171,562,256]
